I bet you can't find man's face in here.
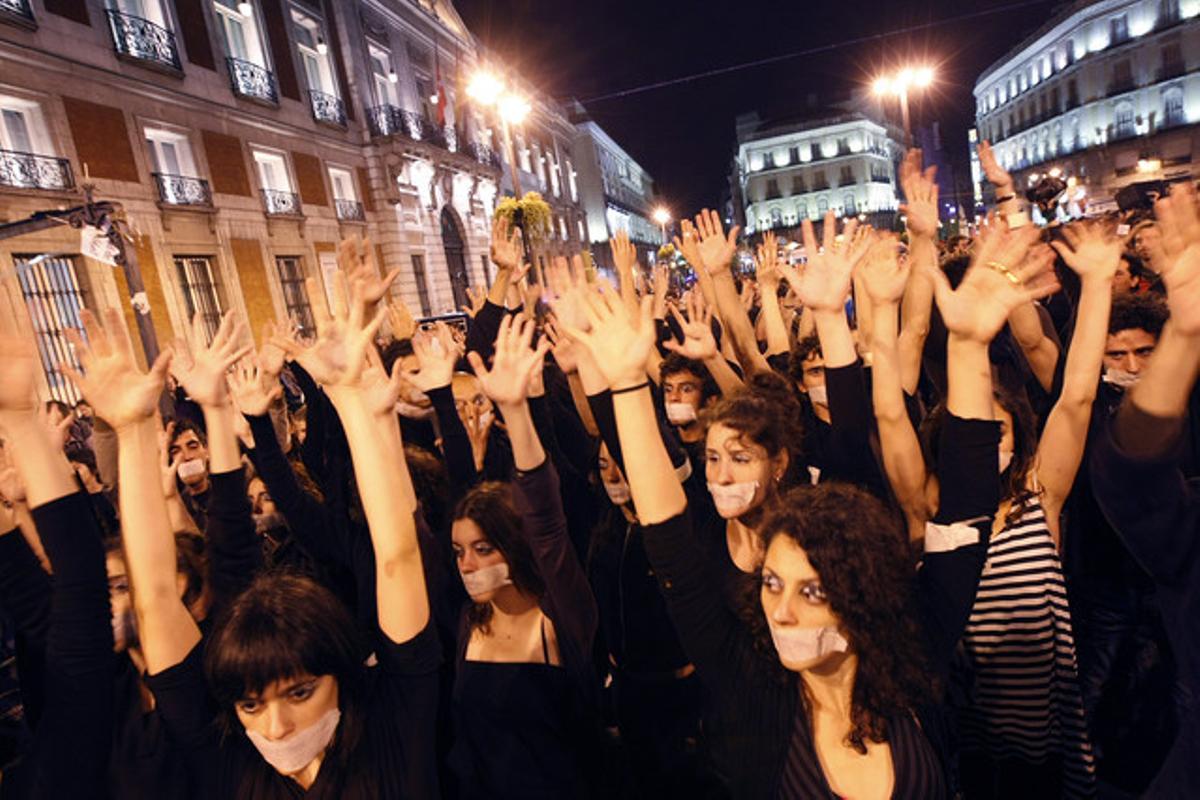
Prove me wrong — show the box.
[451,374,493,428]
[1103,328,1157,375]
[663,370,704,414]
[169,430,209,486]
[1112,259,1136,296]
[798,354,826,399]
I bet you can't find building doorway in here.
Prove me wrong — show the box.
[440,206,470,311]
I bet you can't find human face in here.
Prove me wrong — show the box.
[760,536,846,672]
[1103,329,1157,375]
[663,370,704,412]
[798,354,826,406]
[451,517,510,603]
[248,477,277,516]
[1112,259,1135,296]
[106,551,134,653]
[169,430,209,486]
[235,673,339,753]
[451,374,493,427]
[705,422,784,515]
[290,415,307,445]
[597,443,623,486]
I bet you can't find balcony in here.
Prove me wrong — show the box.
[0,149,74,190]
[106,9,180,72]
[334,198,365,222]
[366,104,422,138]
[469,141,502,170]
[0,0,35,28]
[308,90,346,127]
[227,57,278,105]
[261,188,300,216]
[153,173,211,207]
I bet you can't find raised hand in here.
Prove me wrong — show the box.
[258,321,287,380]
[461,285,487,318]
[171,312,252,408]
[544,317,582,374]
[651,265,670,320]
[672,220,705,274]
[359,346,406,419]
[466,315,549,408]
[227,357,282,417]
[693,209,740,276]
[1151,181,1200,335]
[386,296,417,342]
[898,148,939,238]
[273,275,384,392]
[337,235,399,307]
[0,443,26,505]
[558,281,656,389]
[407,321,460,393]
[781,212,873,313]
[923,224,1059,344]
[546,255,592,333]
[977,140,1013,193]
[756,231,782,291]
[0,331,39,417]
[490,215,524,273]
[664,291,719,361]
[610,228,639,286]
[858,234,911,306]
[36,404,74,452]
[1050,221,1121,285]
[64,308,172,431]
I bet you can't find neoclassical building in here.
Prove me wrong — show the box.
[0,0,592,401]
[973,0,1200,214]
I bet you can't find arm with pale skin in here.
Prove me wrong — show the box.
[1036,225,1120,540]
[65,309,202,675]
[663,291,744,397]
[896,149,941,394]
[756,232,791,357]
[978,141,1021,218]
[1007,297,1059,392]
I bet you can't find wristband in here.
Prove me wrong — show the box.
[610,382,650,396]
[994,193,1016,204]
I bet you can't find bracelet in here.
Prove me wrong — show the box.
[994,193,1017,204]
[610,381,650,396]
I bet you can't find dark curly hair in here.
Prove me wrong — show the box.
[453,482,546,633]
[1108,292,1168,339]
[701,380,806,492]
[660,353,719,404]
[787,334,823,385]
[760,483,935,752]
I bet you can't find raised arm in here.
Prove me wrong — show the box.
[66,309,200,675]
[897,149,940,393]
[1036,224,1120,536]
[663,291,744,396]
[410,322,478,498]
[1006,300,1059,392]
[756,233,791,357]
[279,275,428,645]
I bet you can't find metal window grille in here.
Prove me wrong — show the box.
[14,254,91,405]
[274,256,314,335]
[411,254,431,316]
[174,256,224,342]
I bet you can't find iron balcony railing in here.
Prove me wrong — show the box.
[469,141,502,170]
[227,57,278,105]
[261,188,300,216]
[334,198,365,222]
[0,0,35,25]
[366,104,423,138]
[106,9,180,71]
[308,90,346,127]
[0,149,74,190]
[153,173,212,207]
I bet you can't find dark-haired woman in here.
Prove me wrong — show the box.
[564,216,1052,797]
[73,283,440,798]
[866,224,1110,797]
[406,314,597,799]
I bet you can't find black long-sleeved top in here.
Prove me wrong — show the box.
[204,468,264,622]
[3,492,114,800]
[1090,401,1200,799]
[801,359,889,499]
[642,414,1000,798]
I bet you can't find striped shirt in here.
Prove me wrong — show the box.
[778,703,946,799]
[958,500,1097,798]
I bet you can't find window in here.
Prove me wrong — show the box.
[792,174,806,194]
[770,207,783,228]
[838,165,854,186]
[558,216,568,240]
[1162,41,1184,78]
[327,165,355,201]
[145,127,196,178]
[174,256,224,343]
[253,149,292,192]
[14,254,93,404]
[1164,86,1185,125]
[1162,0,1181,24]
[764,178,779,199]
[809,143,821,161]
[1,97,71,190]
[566,159,577,202]
[213,0,267,66]
[291,8,335,96]
[368,44,398,107]
[108,0,171,28]
[410,253,430,316]
[817,197,829,214]
[274,256,314,335]
[843,193,857,215]
[577,218,586,241]
[0,96,50,155]
[762,151,775,169]
[516,134,531,172]
[1067,79,1079,108]
[1114,101,1135,138]
[1111,14,1129,44]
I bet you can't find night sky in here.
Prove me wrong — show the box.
[455,0,1067,215]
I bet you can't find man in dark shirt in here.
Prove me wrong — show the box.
[661,354,719,478]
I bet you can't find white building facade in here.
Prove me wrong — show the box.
[973,0,1200,212]
[733,111,902,236]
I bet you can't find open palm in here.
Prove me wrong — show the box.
[408,322,459,392]
[693,209,739,276]
[664,292,718,361]
[64,308,172,430]
[783,212,871,312]
[172,312,251,408]
[467,315,548,407]
[858,235,910,305]
[559,283,656,388]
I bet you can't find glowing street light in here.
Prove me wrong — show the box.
[871,65,936,145]
[653,206,671,243]
[498,94,531,125]
[466,71,504,105]
[469,69,531,196]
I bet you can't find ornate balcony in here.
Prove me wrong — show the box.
[227,57,278,105]
[0,0,35,28]
[469,141,502,170]
[0,149,74,190]
[153,173,212,207]
[308,90,346,127]
[106,9,180,72]
[366,104,424,139]
[261,188,300,216]
[335,198,365,222]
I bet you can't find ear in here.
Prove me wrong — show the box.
[773,449,790,483]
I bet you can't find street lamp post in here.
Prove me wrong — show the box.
[467,71,530,198]
[872,66,935,147]
[653,206,670,245]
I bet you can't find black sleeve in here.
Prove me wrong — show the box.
[205,468,264,621]
[465,300,507,363]
[24,493,114,799]
[587,390,625,473]
[428,385,479,501]
[144,642,227,798]
[822,359,889,499]
[0,530,51,729]
[246,413,349,568]
[371,621,442,800]
[917,414,1001,678]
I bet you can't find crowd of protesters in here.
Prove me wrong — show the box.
[0,140,1195,799]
